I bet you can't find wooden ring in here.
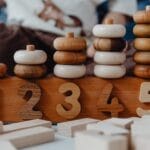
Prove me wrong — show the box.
[133,8,150,24]
[134,52,150,64]
[53,51,86,65]
[54,65,86,78]
[93,24,126,38]
[53,33,86,51]
[94,52,126,65]
[0,63,7,78]
[133,25,150,37]
[93,38,126,51]
[14,64,47,78]
[134,65,150,78]
[134,38,150,51]
[94,65,126,79]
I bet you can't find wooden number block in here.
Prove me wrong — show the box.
[97,83,124,117]
[0,121,3,133]
[104,118,133,129]
[56,82,81,119]
[0,127,55,149]
[75,131,128,150]
[18,82,42,120]
[139,82,150,103]
[86,122,129,135]
[0,141,17,150]
[3,119,51,133]
[57,118,99,137]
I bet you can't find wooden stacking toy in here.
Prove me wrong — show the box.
[14,45,47,78]
[133,6,150,79]
[0,63,7,78]
[93,19,127,79]
[53,32,87,78]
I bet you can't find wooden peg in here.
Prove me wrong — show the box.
[66,32,74,38]
[136,107,150,117]
[104,18,113,24]
[139,82,150,103]
[56,82,81,119]
[18,82,42,120]
[26,45,35,51]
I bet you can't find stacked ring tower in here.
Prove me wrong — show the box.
[53,32,87,78]
[14,45,47,78]
[133,6,150,79]
[93,19,127,79]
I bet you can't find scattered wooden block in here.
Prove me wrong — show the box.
[139,82,150,103]
[75,131,128,150]
[3,119,51,134]
[0,127,55,149]
[57,118,99,137]
[0,121,3,133]
[0,141,17,150]
[103,118,133,129]
[86,122,129,136]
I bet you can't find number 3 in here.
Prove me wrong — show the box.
[56,82,81,119]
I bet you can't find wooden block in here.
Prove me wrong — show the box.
[87,122,129,135]
[139,82,150,103]
[57,118,99,137]
[0,127,55,148]
[104,118,133,129]
[3,119,51,133]
[75,131,128,150]
[0,121,3,133]
[0,141,17,150]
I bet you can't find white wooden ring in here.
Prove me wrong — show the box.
[93,25,126,38]
[94,65,126,78]
[14,50,47,65]
[54,64,86,78]
[94,52,126,65]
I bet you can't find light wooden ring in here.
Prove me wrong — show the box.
[53,51,86,65]
[134,38,150,51]
[134,65,150,78]
[134,52,150,64]
[133,24,150,37]
[54,65,86,78]
[94,52,126,65]
[93,24,126,38]
[14,50,47,65]
[14,64,47,78]
[93,38,126,51]
[133,8,150,24]
[94,65,126,79]
[53,33,86,51]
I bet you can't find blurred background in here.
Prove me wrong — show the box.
[0,0,149,75]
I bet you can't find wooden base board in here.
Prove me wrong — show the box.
[0,76,149,122]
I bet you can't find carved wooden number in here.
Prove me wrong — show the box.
[56,82,81,119]
[97,83,124,117]
[137,82,150,117]
[18,82,42,120]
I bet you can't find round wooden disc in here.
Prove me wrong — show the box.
[93,38,126,51]
[53,51,86,65]
[14,64,47,79]
[134,65,150,78]
[133,24,150,37]
[53,33,86,51]
[134,52,150,64]
[134,38,150,51]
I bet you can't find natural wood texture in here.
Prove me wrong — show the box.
[53,32,86,51]
[0,76,149,122]
[56,82,81,119]
[0,63,7,78]
[134,52,150,64]
[18,82,42,120]
[53,51,86,65]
